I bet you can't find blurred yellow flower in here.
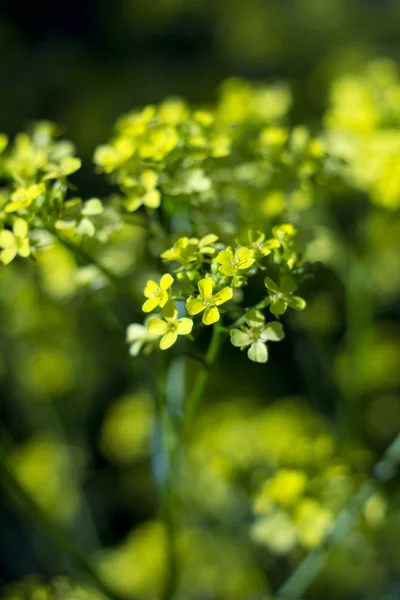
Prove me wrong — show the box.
[0,218,30,264]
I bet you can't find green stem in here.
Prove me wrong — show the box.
[184,324,226,429]
[153,357,185,600]
[276,432,400,599]
[0,447,130,600]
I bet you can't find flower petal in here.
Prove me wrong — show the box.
[13,218,28,238]
[160,273,174,290]
[142,297,159,312]
[176,318,193,335]
[236,248,254,263]
[239,256,255,269]
[264,277,280,293]
[162,301,178,321]
[203,306,220,325]
[18,239,30,257]
[147,318,169,336]
[213,286,233,306]
[280,275,297,294]
[0,247,17,265]
[0,230,15,248]
[82,198,104,216]
[126,324,147,342]
[142,169,158,189]
[125,195,143,212]
[248,341,268,363]
[160,331,178,350]
[159,290,169,307]
[199,234,218,247]
[144,280,158,297]
[143,189,161,209]
[286,296,306,311]
[198,277,213,298]
[230,329,251,348]
[186,297,205,315]
[270,298,286,316]
[216,249,233,265]
[129,341,143,356]
[260,321,284,342]
[245,309,265,328]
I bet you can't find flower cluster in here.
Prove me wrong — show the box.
[94,79,335,238]
[127,224,307,361]
[0,123,123,265]
[324,59,400,210]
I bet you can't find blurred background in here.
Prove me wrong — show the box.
[1,1,400,599]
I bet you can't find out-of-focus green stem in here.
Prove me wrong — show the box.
[0,447,130,600]
[184,324,226,429]
[152,356,185,600]
[276,432,400,599]
[184,301,269,431]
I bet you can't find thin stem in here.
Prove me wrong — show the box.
[152,357,184,600]
[0,447,130,600]
[184,324,226,429]
[276,432,400,599]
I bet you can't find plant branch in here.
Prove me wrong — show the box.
[184,324,226,429]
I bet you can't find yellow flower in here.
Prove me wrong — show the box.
[6,183,45,213]
[242,230,280,258]
[139,126,179,161]
[43,156,82,180]
[124,170,161,212]
[142,274,174,312]
[216,246,255,276]
[257,470,307,509]
[186,277,232,325]
[0,219,30,264]
[295,499,333,549]
[94,140,135,173]
[260,127,288,150]
[147,302,193,350]
[161,234,218,266]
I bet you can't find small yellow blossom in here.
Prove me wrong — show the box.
[260,127,289,150]
[125,170,161,212]
[94,140,135,173]
[186,277,232,325]
[265,276,306,316]
[295,499,333,549]
[147,302,193,350]
[6,183,45,213]
[258,470,307,508]
[139,126,179,161]
[142,274,174,312]
[216,246,255,276]
[43,156,81,180]
[240,230,280,259]
[0,219,30,264]
[161,234,218,266]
